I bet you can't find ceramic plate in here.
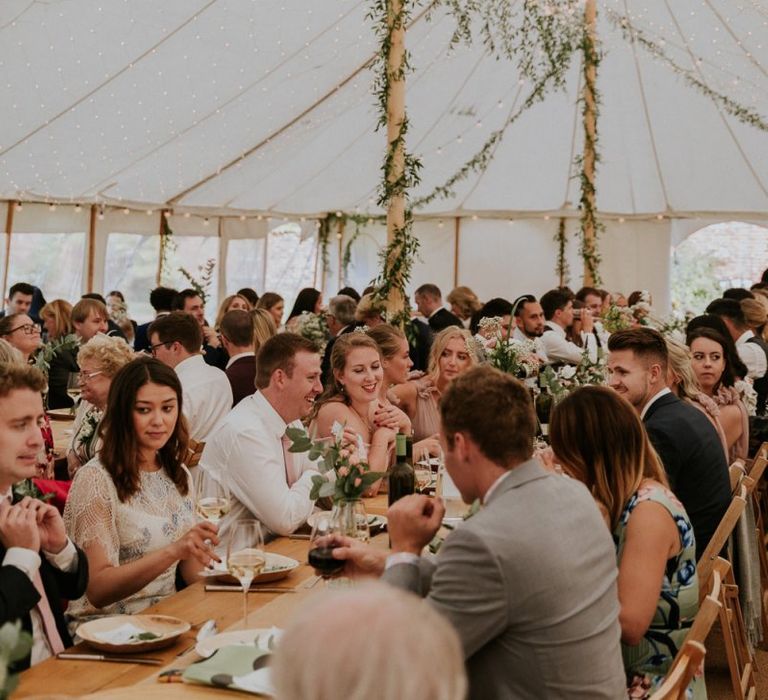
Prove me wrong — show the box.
[46,407,75,421]
[203,552,299,585]
[195,627,282,659]
[306,512,387,530]
[77,614,190,654]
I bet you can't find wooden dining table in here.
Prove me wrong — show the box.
[15,496,392,699]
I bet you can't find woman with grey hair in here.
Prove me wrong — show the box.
[66,334,135,477]
[272,582,467,700]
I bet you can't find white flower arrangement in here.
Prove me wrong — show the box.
[295,311,330,355]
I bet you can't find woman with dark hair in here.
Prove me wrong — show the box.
[64,357,218,623]
[686,314,748,379]
[285,287,323,333]
[687,326,749,461]
[549,386,699,699]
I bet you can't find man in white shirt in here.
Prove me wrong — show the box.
[149,311,232,443]
[199,333,323,542]
[0,364,88,668]
[511,294,548,362]
[539,288,597,365]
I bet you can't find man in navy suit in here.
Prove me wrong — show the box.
[414,284,463,334]
[0,364,88,669]
[607,328,730,558]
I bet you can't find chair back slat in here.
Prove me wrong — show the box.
[186,439,206,468]
[648,640,706,700]
[697,484,747,594]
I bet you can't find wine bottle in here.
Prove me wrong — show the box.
[535,388,553,442]
[388,432,414,507]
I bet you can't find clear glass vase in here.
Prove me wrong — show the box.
[332,499,370,543]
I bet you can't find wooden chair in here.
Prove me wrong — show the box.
[730,460,748,493]
[649,558,725,700]
[186,439,205,468]
[697,483,747,596]
[648,641,706,700]
[697,486,757,699]
[745,451,768,650]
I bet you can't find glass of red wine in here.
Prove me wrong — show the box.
[308,512,346,586]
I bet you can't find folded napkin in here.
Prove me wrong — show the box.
[92,622,149,644]
[183,645,275,696]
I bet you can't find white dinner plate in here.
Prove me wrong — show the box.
[306,512,387,530]
[195,627,283,658]
[77,614,190,654]
[202,552,299,584]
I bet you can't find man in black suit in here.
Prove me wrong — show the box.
[134,286,178,353]
[1,282,35,319]
[0,364,88,669]
[607,328,730,558]
[321,294,358,386]
[220,310,256,406]
[414,284,462,333]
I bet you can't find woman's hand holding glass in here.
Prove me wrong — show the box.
[171,522,220,568]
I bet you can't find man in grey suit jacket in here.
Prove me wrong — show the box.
[333,366,626,699]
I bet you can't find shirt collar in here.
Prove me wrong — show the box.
[545,320,565,336]
[175,354,205,373]
[736,330,754,345]
[640,387,672,419]
[483,470,515,505]
[252,391,293,438]
[226,351,255,369]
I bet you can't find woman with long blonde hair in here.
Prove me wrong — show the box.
[549,386,699,699]
[392,326,478,442]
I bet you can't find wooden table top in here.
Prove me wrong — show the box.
[16,496,391,698]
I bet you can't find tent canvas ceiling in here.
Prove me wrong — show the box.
[1,0,766,220]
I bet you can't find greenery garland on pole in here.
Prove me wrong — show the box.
[554,217,569,287]
[577,0,603,287]
[317,217,331,293]
[610,11,768,133]
[368,0,422,328]
[158,213,176,287]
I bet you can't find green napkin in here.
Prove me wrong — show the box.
[183,645,275,695]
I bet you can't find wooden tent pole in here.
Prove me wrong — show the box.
[385,0,406,317]
[336,217,346,291]
[582,0,598,286]
[453,217,460,287]
[156,210,167,286]
[2,202,15,300]
[87,205,97,293]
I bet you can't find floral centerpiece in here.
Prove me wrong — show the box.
[601,304,635,334]
[538,347,608,400]
[294,312,329,356]
[474,317,540,378]
[285,423,385,503]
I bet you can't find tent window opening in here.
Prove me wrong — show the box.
[264,222,318,313]
[672,221,768,315]
[7,232,85,302]
[104,233,161,322]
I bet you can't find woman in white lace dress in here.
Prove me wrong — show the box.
[64,357,219,625]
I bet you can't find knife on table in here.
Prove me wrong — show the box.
[57,653,162,665]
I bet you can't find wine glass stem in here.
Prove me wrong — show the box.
[242,587,248,629]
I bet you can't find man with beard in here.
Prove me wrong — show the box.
[512,295,548,363]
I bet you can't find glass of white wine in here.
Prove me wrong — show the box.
[67,372,81,404]
[195,470,230,525]
[227,520,265,629]
[413,444,433,494]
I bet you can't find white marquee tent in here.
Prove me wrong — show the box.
[1,0,767,314]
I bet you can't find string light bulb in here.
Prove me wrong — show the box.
[74,204,82,213]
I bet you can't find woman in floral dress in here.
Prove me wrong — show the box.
[64,358,218,628]
[550,386,701,699]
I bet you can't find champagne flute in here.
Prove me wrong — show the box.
[308,513,345,586]
[227,520,265,628]
[195,470,230,524]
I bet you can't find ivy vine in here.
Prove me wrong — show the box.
[317,218,331,288]
[611,11,768,133]
[554,217,569,286]
[159,213,177,286]
[576,8,603,287]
